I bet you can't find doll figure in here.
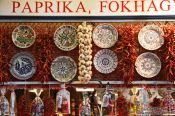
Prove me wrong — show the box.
[102,89,114,115]
[0,88,9,115]
[80,98,91,116]
[129,87,141,115]
[31,89,44,116]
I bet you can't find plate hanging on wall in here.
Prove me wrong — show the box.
[93,49,118,74]
[135,52,161,78]
[93,24,118,48]
[54,25,78,51]
[12,25,36,48]
[10,52,36,80]
[138,25,164,50]
[51,56,77,82]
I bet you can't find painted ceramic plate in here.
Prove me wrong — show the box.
[93,24,118,48]
[93,49,118,74]
[12,25,36,48]
[135,52,161,78]
[10,52,36,80]
[138,25,164,50]
[51,56,77,82]
[54,25,78,51]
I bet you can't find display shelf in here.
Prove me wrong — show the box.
[0,81,173,85]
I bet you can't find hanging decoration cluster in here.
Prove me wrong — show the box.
[162,25,175,81]
[17,90,31,116]
[35,26,53,83]
[0,26,10,82]
[44,96,55,116]
[115,25,140,83]
[77,22,93,84]
[0,23,175,83]
[116,93,129,116]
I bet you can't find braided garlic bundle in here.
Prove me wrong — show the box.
[77,22,93,84]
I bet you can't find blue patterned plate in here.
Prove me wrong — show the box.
[10,52,36,80]
[93,49,118,74]
[135,52,161,78]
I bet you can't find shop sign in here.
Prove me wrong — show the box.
[0,0,174,17]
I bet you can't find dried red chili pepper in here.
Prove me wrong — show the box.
[115,25,140,84]
[161,25,175,81]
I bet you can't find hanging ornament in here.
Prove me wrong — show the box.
[80,94,91,116]
[17,90,31,116]
[162,89,175,114]
[128,87,141,115]
[10,89,17,116]
[116,91,128,116]
[0,88,10,115]
[56,86,70,114]
[137,87,151,115]
[77,22,93,84]
[31,89,44,116]
[43,89,55,116]
[149,88,163,101]
[148,89,163,116]
[101,85,114,116]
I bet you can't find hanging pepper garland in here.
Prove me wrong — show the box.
[0,26,11,82]
[150,97,162,107]
[33,25,53,82]
[37,27,53,82]
[17,90,31,116]
[43,90,55,116]
[115,25,140,84]
[116,92,129,116]
[160,25,175,82]
[0,23,175,83]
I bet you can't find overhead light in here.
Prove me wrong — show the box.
[29,89,43,94]
[76,88,94,92]
[29,89,37,93]
[114,93,118,96]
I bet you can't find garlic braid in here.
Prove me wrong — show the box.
[77,22,93,84]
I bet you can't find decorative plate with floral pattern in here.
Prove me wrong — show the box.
[93,24,118,48]
[10,52,36,80]
[51,56,77,82]
[93,49,118,74]
[138,25,164,50]
[12,25,36,48]
[54,25,78,51]
[135,52,161,78]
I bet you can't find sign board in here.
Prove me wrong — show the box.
[0,0,175,20]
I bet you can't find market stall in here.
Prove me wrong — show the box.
[0,0,175,116]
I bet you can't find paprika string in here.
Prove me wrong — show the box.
[116,91,129,116]
[0,27,3,82]
[43,90,55,116]
[33,24,54,82]
[0,26,12,82]
[0,23,175,83]
[115,25,140,84]
[162,25,175,82]
[17,90,31,116]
